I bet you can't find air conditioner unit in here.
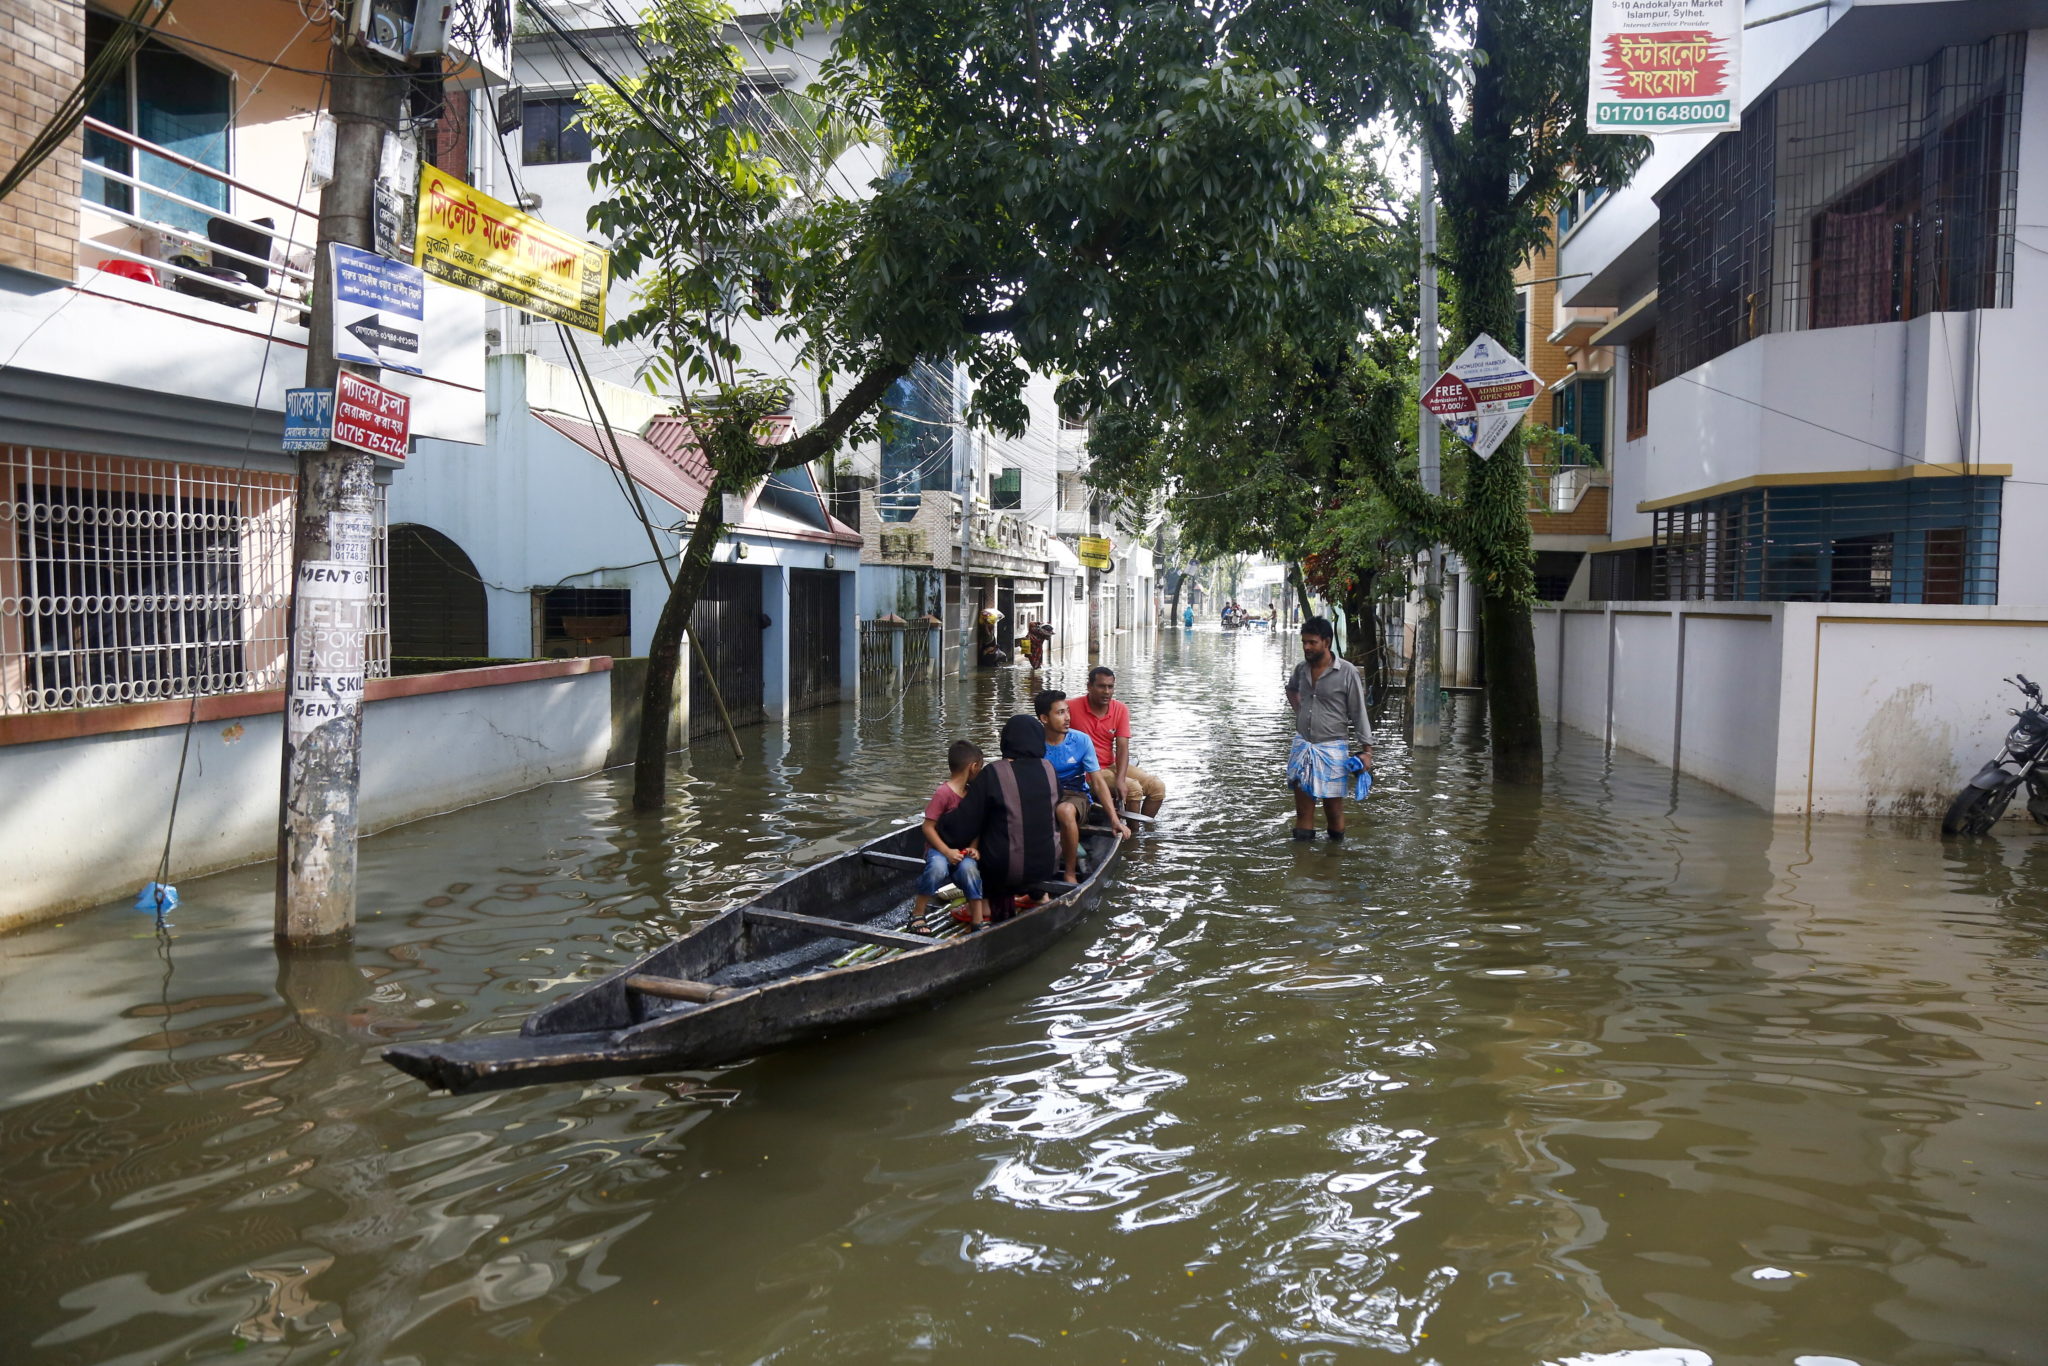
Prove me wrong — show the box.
[352,0,512,87]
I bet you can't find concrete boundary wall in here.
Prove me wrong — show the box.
[0,659,613,930]
[1537,603,2048,817]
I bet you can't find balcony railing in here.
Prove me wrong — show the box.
[78,117,318,322]
[1527,462,1610,515]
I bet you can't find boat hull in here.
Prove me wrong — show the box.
[385,821,1123,1094]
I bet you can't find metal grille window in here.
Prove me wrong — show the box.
[2,449,386,715]
[1650,475,2000,604]
[1657,34,2022,382]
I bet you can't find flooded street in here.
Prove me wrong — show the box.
[6,628,2048,1366]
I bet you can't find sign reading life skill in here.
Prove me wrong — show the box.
[1589,0,1742,134]
[415,167,610,335]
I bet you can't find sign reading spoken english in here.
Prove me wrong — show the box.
[1588,0,1742,134]
[415,167,611,335]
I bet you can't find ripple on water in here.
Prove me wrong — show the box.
[5,633,2048,1364]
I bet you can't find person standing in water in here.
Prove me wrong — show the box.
[1285,616,1372,842]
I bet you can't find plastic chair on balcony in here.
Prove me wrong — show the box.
[167,215,275,310]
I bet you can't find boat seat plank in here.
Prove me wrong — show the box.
[625,974,734,1002]
[863,851,926,869]
[745,907,932,950]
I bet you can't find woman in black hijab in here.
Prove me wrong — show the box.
[937,714,1060,921]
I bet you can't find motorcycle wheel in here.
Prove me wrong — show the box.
[1943,780,2018,836]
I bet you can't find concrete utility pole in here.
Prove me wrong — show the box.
[1410,142,1444,750]
[275,36,407,945]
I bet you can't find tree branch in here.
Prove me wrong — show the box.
[771,360,911,472]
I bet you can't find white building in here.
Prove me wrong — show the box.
[498,2,1089,673]
[1544,2,2048,816]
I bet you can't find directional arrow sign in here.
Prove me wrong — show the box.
[345,314,420,358]
[330,242,425,374]
[1422,332,1541,460]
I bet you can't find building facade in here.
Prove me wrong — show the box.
[1543,3,2048,815]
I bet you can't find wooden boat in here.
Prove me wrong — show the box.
[383,817,1127,1094]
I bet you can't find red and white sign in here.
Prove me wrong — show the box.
[332,371,411,461]
[1589,0,1742,134]
[1422,333,1541,460]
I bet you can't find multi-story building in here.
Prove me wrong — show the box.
[0,3,614,929]
[500,2,1086,678]
[1541,2,2048,817]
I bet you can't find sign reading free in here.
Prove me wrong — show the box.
[333,371,411,462]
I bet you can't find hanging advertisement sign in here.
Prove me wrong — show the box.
[1589,0,1742,134]
[415,166,610,334]
[282,387,334,451]
[331,242,425,373]
[1421,333,1541,460]
[1077,535,1113,570]
[333,371,412,462]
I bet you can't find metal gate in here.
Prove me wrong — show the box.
[689,563,764,740]
[788,568,843,712]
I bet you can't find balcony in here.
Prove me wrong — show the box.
[1527,462,1612,541]
[79,117,316,325]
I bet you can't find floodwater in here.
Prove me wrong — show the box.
[5,630,2048,1366]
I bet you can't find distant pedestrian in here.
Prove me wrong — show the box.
[1285,616,1373,842]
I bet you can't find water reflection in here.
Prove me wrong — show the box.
[4,630,2048,1363]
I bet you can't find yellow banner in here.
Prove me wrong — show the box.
[415,167,610,335]
[1077,535,1112,570]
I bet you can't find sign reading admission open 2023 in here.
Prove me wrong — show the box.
[415,167,610,334]
[1589,0,1742,134]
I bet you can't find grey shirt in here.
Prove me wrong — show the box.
[1287,655,1373,746]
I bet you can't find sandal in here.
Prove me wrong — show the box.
[907,910,932,936]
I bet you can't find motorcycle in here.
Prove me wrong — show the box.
[1941,673,2048,836]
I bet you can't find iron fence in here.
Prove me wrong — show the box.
[1657,33,2023,383]
[902,625,934,681]
[2,448,387,715]
[1650,475,2000,604]
[859,619,895,676]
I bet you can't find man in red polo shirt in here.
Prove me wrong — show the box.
[1069,665,1167,817]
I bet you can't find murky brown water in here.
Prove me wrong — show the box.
[5,628,2048,1366]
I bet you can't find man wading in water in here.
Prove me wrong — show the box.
[1285,616,1373,841]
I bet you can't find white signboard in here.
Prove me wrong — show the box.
[1590,0,1742,134]
[286,559,373,740]
[1420,333,1543,460]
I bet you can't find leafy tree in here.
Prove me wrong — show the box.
[580,0,1337,809]
[1301,0,1647,783]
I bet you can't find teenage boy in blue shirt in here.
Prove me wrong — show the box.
[1035,689,1132,882]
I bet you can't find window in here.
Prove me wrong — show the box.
[1659,34,2022,382]
[1556,184,1608,239]
[539,587,630,657]
[1808,91,2011,328]
[521,96,591,165]
[878,361,954,523]
[3,452,310,715]
[1512,290,1530,361]
[990,467,1022,510]
[1650,476,2001,603]
[1554,376,1609,465]
[1058,470,1085,512]
[1626,330,1656,441]
[83,12,232,233]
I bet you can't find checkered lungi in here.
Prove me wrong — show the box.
[1288,737,1354,799]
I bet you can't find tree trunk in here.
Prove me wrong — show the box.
[1290,561,1314,622]
[1433,0,1544,785]
[1478,585,1541,784]
[633,482,733,811]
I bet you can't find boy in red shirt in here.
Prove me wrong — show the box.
[912,740,987,934]
[1067,666,1167,817]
